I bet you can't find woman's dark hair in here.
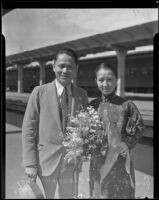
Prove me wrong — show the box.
[95,62,117,79]
[54,48,78,65]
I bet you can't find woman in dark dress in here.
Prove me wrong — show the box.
[89,62,145,199]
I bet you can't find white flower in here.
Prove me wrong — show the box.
[90,129,96,133]
[72,131,81,139]
[72,137,83,146]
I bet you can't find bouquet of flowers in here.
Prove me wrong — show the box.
[62,105,108,198]
[62,105,108,164]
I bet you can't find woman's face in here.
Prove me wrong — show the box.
[96,68,117,96]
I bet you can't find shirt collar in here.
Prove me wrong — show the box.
[55,79,72,97]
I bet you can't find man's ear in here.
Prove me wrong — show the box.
[53,64,55,72]
[52,60,55,72]
[52,62,56,72]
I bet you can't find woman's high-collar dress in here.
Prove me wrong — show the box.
[89,91,145,199]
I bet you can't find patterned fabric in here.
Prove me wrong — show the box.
[89,94,144,149]
[102,92,116,103]
[60,87,69,133]
[89,155,135,199]
[89,93,144,199]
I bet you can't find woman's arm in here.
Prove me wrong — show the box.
[121,100,145,149]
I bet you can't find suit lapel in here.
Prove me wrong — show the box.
[47,83,82,136]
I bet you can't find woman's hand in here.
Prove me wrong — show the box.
[25,166,37,182]
[119,141,129,157]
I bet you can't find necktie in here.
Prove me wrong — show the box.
[61,87,69,133]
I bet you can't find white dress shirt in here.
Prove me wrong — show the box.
[55,79,72,103]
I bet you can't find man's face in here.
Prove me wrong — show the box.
[53,53,77,86]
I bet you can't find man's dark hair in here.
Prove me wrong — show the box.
[54,48,78,65]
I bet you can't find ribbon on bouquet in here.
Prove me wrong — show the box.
[99,103,135,189]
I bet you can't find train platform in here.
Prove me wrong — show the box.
[6,91,153,138]
[5,122,153,199]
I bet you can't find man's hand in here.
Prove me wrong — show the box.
[25,166,37,182]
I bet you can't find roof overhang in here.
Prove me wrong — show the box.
[6,20,158,66]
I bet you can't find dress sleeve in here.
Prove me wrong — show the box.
[121,100,145,149]
[89,98,100,111]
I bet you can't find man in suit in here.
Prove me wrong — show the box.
[22,48,88,198]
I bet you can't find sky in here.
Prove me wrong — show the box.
[2,9,158,56]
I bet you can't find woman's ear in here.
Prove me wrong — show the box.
[94,78,97,85]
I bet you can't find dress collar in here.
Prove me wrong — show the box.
[102,91,116,103]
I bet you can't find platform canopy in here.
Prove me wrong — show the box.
[6,20,157,66]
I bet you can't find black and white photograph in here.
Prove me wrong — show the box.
[2,8,158,199]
